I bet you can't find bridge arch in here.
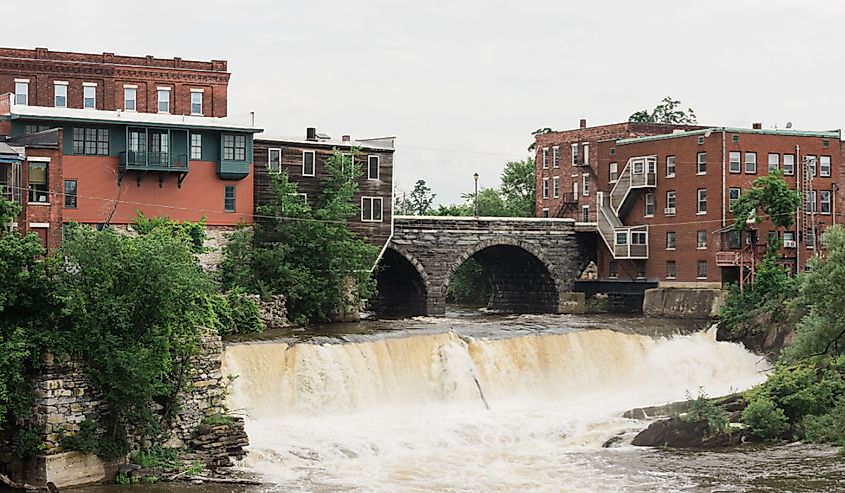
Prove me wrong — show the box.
[371,245,430,317]
[442,236,563,314]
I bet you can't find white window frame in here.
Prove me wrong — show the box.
[768,153,779,173]
[157,87,171,114]
[83,83,97,109]
[582,173,589,196]
[14,79,29,105]
[745,152,757,174]
[123,85,137,112]
[368,155,380,180]
[644,192,655,217]
[190,133,203,160]
[783,154,795,176]
[697,188,707,214]
[581,205,589,222]
[361,196,384,222]
[666,261,676,280]
[552,146,559,168]
[53,81,68,108]
[582,143,590,165]
[820,190,831,214]
[729,187,741,211]
[609,162,618,183]
[806,155,817,177]
[571,143,578,165]
[542,208,549,218]
[190,89,204,115]
[697,261,707,280]
[542,177,549,199]
[697,230,707,249]
[729,151,741,173]
[820,155,831,177]
[268,147,282,174]
[542,147,549,169]
[552,176,560,198]
[666,231,676,250]
[302,150,316,176]
[666,155,676,177]
[697,152,707,175]
[665,190,676,214]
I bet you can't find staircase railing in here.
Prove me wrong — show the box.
[597,191,649,260]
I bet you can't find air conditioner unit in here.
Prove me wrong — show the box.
[664,207,676,216]
[783,240,797,248]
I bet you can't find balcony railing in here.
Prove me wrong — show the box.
[562,192,578,205]
[715,250,752,267]
[119,151,189,171]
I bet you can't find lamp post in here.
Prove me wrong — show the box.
[473,172,479,216]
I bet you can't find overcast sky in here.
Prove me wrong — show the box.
[11,1,845,204]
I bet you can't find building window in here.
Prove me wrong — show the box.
[697,152,707,174]
[767,230,779,244]
[820,155,831,177]
[745,152,757,174]
[28,161,49,203]
[609,162,618,183]
[666,231,676,250]
[615,231,628,246]
[581,205,589,222]
[571,143,578,165]
[820,190,831,214]
[732,134,740,143]
[191,90,203,115]
[222,134,246,161]
[697,188,707,214]
[697,230,707,249]
[806,155,817,177]
[729,151,741,173]
[805,231,815,249]
[729,187,741,210]
[666,155,676,177]
[15,80,28,105]
[805,190,817,213]
[302,151,316,176]
[25,124,51,134]
[768,153,779,173]
[697,261,707,279]
[666,261,676,279]
[72,128,109,156]
[124,87,137,111]
[783,154,795,176]
[552,146,559,168]
[268,148,282,174]
[224,186,236,212]
[665,190,676,214]
[609,261,618,279]
[784,231,796,246]
[582,143,590,165]
[158,88,171,113]
[698,136,705,145]
[552,176,560,198]
[190,133,203,160]
[64,179,77,208]
[83,84,96,109]
[610,147,616,156]
[644,192,655,217]
[542,178,549,199]
[542,208,549,218]
[728,230,741,249]
[362,197,383,222]
[54,82,68,108]
[582,174,589,196]
[542,147,549,169]
[367,155,380,180]
[631,231,647,245]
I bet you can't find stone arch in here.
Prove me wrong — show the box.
[442,236,563,313]
[371,245,431,317]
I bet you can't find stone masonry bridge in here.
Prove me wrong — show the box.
[371,216,596,317]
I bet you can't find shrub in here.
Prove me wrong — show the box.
[741,397,789,441]
[752,362,845,422]
[683,389,729,435]
[802,396,845,446]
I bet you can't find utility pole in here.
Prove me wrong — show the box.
[473,172,479,216]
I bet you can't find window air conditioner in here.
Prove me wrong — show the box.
[783,240,797,248]
[664,207,676,216]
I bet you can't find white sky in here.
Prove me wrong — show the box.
[11,0,845,204]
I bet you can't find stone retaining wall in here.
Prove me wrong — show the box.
[642,287,725,319]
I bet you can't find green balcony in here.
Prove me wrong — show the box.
[119,151,190,188]
[216,160,249,180]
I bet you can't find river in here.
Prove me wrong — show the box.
[75,311,845,492]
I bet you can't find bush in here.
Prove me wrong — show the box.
[683,389,729,435]
[802,396,845,446]
[204,289,262,336]
[751,362,845,422]
[741,397,789,440]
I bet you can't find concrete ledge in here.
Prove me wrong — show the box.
[14,452,119,488]
[642,287,724,319]
[558,292,586,314]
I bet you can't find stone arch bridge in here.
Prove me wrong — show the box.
[371,216,595,317]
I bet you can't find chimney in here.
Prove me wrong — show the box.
[752,122,762,130]
[580,118,587,129]
[342,135,351,142]
[306,127,317,141]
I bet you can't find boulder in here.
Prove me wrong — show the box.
[631,417,744,448]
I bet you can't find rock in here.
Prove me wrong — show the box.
[117,464,141,475]
[623,400,691,420]
[602,435,624,448]
[631,417,745,448]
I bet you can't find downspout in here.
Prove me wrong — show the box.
[795,144,801,273]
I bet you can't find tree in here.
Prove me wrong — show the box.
[500,159,535,217]
[395,179,436,215]
[731,169,801,233]
[629,96,698,124]
[528,127,554,152]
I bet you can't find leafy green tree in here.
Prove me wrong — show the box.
[396,179,436,215]
[461,188,509,217]
[629,96,698,124]
[500,159,535,217]
[220,150,379,323]
[528,127,554,152]
[731,169,801,234]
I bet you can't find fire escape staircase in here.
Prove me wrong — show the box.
[596,156,657,260]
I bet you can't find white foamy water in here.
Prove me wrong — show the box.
[222,327,768,492]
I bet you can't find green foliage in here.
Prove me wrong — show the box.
[203,289,262,336]
[732,169,801,232]
[629,96,697,124]
[748,359,845,422]
[10,427,47,458]
[395,180,436,215]
[682,389,729,435]
[741,397,789,440]
[201,413,235,426]
[499,159,535,217]
[802,396,845,446]
[219,149,379,324]
[527,128,554,152]
[445,259,491,305]
[0,185,21,224]
[60,419,101,455]
[132,446,180,469]
[133,211,207,253]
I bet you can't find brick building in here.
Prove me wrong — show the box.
[0,47,259,250]
[535,120,843,286]
[254,128,395,247]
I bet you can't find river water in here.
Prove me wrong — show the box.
[76,312,845,493]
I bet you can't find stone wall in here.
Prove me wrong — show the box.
[249,294,289,330]
[198,226,238,272]
[642,287,725,319]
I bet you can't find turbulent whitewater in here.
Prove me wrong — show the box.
[222,323,768,492]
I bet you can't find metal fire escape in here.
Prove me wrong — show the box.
[596,156,657,259]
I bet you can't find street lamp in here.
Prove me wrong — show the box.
[473,172,479,216]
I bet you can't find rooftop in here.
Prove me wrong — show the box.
[0,46,227,73]
[257,135,395,151]
[617,127,841,145]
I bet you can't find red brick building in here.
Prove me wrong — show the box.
[535,120,842,286]
[0,47,259,251]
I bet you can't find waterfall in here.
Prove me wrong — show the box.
[222,327,768,492]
